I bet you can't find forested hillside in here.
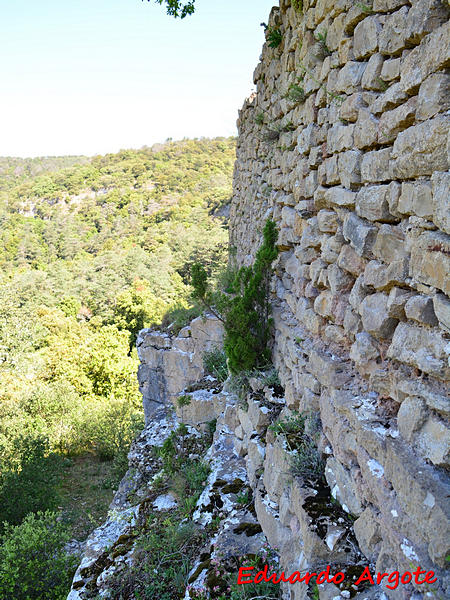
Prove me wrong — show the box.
[0,138,235,538]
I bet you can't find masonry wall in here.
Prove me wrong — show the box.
[230,0,449,592]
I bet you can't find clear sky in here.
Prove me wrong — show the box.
[0,0,275,157]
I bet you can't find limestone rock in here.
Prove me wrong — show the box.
[433,293,450,332]
[354,16,382,59]
[416,72,450,121]
[397,396,428,442]
[410,231,450,296]
[360,293,398,339]
[391,115,449,179]
[343,213,377,257]
[387,322,450,379]
[356,184,395,221]
[404,295,439,326]
[431,171,450,235]
[398,180,433,219]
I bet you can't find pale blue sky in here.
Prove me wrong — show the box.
[0,0,275,157]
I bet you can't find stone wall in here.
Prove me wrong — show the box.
[230,0,449,595]
[137,314,224,423]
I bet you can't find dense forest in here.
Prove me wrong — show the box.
[0,138,235,597]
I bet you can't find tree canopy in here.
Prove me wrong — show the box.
[148,0,196,18]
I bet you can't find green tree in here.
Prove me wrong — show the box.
[147,0,196,19]
[0,511,77,600]
[192,219,278,374]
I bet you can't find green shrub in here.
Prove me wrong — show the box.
[203,347,228,382]
[261,23,283,48]
[0,511,78,600]
[0,435,65,528]
[192,220,278,375]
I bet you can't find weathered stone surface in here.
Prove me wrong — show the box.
[343,213,377,256]
[431,171,450,235]
[327,124,355,153]
[317,209,339,233]
[391,115,449,178]
[360,293,398,339]
[324,186,357,208]
[397,396,428,442]
[417,417,450,467]
[361,53,385,90]
[398,180,433,219]
[370,82,408,115]
[410,231,450,296]
[349,275,370,311]
[360,148,392,184]
[350,331,380,366]
[354,16,382,59]
[364,258,409,290]
[404,295,439,326]
[340,92,366,122]
[337,150,362,190]
[380,57,401,81]
[335,62,367,94]
[354,507,382,559]
[386,287,413,318]
[354,109,379,149]
[387,322,450,379]
[356,184,395,221]
[327,263,354,295]
[325,457,363,516]
[416,72,450,121]
[378,96,417,144]
[400,20,450,93]
[337,244,366,276]
[433,293,450,332]
[373,224,407,263]
[379,6,409,55]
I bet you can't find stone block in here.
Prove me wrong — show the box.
[391,115,449,179]
[405,0,450,45]
[361,53,385,90]
[380,58,401,82]
[349,274,370,311]
[433,293,450,332]
[398,181,433,219]
[360,293,398,339]
[405,295,439,327]
[343,306,362,338]
[400,20,450,94]
[338,150,362,189]
[379,6,409,55]
[350,331,380,367]
[370,82,408,115]
[397,396,427,442]
[339,92,366,122]
[324,186,357,208]
[297,124,320,155]
[317,209,339,233]
[354,507,382,559]
[416,72,450,121]
[324,155,340,185]
[387,322,450,379]
[410,231,450,296]
[387,287,413,319]
[335,62,367,94]
[325,457,363,516]
[343,213,377,257]
[354,16,382,59]
[364,259,409,290]
[373,224,407,263]
[356,184,395,221]
[360,148,393,185]
[378,96,417,144]
[327,263,354,294]
[308,348,350,388]
[327,124,355,153]
[337,244,366,276]
[417,417,450,467]
[354,108,379,149]
[431,171,450,235]
[322,232,345,264]
[373,0,407,10]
